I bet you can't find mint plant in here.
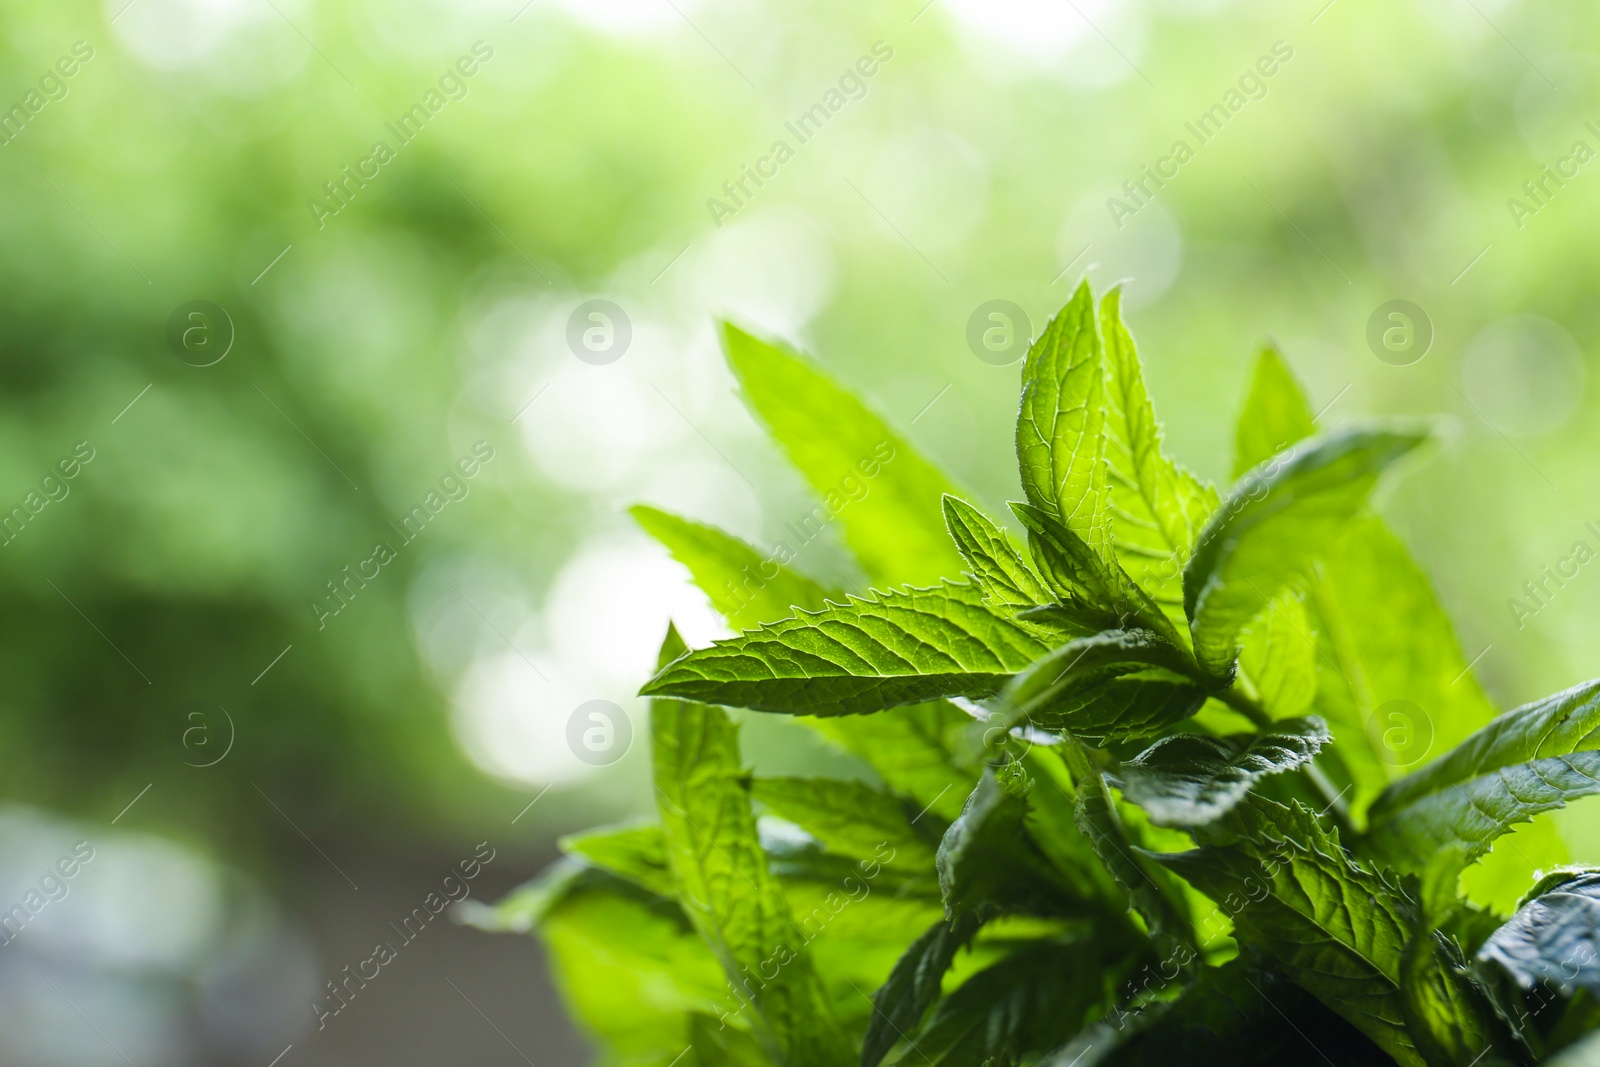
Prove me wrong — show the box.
[469,282,1600,1066]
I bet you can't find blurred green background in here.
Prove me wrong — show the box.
[3,0,1599,1062]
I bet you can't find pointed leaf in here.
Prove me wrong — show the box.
[1117,717,1330,828]
[1013,747,1122,904]
[1013,602,1113,638]
[1015,280,1111,558]
[899,939,1127,1067]
[1401,925,1504,1066]
[1314,514,1508,781]
[1365,679,1600,873]
[861,912,983,1067]
[632,504,831,629]
[479,869,729,1064]
[1011,501,1181,646]
[1229,350,1320,720]
[1236,586,1318,718]
[642,581,1050,717]
[1231,354,1500,803]
[1479,869,1600,997]
[758,833,934,898]
[1044,956,1391,1066]
[941,495,1050,610]
[751,776,936,869]
[936,771,1083,921]
[1153,799,1427,1066]
[998,629,1208,745]
[1076,763,1195,960]
[721,322,964,586]
[1232,341,1317,480]
[651,628,853,1066]
[1183,426,1429,677]
[560,821,675,900]
[804,701,975,823]
[1100,287,1219,619]
[460,857,589,934]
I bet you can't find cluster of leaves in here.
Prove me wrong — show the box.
[468,283,1600,1066]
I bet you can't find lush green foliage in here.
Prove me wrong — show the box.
[471,282,1600,1066]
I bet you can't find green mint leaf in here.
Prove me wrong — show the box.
[631,504,831,629]
[941,494,1051,609]
[1364,680,1600,874]
[998,629,1207,745]
[1117,717,1330,828]
[757,832,931,893]
[1183,426,1429,678]
[720,322,965,587]
[773,866,947,1005]
[1312,514,1508,794]
[651,627,854,1066]
[1233,354,1501,806]
[1100,286,1219,622]
[1152,799,1426,1066]
[1044,956,1387,1067]
[559,821,676,900]
[901,940,1128,1067]
[861,912,983,1067]
[936,770,1084,921]
[751,776,936,870]
[1235,585,1318,718]
[1014,748,1123,904]
[1400,925,1504,1067]
[1010,501,1181,646]
[1075,761,1196,961]
[1016,280,1111,559]
[689,1012,774,1067]
[1232,341,1317,480]
[1013,602,1116,638]
[641,581,1049,717]
[804,701,975,823]
[460,857,589,934]
[511,872,730,1063]
[1479,870,1600,997]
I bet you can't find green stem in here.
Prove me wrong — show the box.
[1215,686,1273,730]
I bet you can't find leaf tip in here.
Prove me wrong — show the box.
[655,621,689,672]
